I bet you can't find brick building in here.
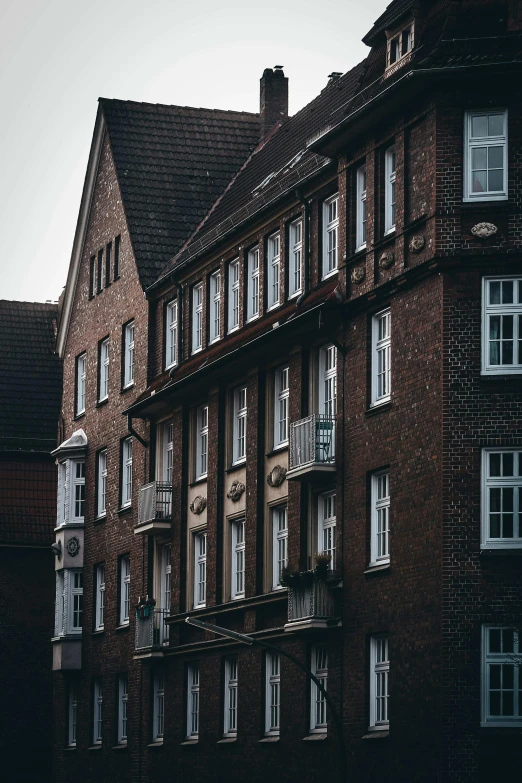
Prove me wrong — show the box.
[51,1,522,781]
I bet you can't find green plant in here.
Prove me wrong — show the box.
[314,551,332,571]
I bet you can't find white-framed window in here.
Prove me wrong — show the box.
[118,675,128,744]
[193,531,207,609]
[209,271,221,343]
[232,386,247,465]
[76,353,86,416]
[273,366,289,448]
[322,194,339,279]
[195,405,208,480]
[99,338,109,402]
[157,420,174,486]
[224,657,238,736]
[93,680,103,745]
[386,22,414,68]
[152,673,165,741]
[289,219,303,298]
[95,564,105,631]
[121,437,132,507]
[165,300,178,369]
[318,491,336,569]
[228,259,240,333]
[265,652,280,735]
[68,683,78,747]
[310,645,328,733]
[55,570,84,636]
[246,247,260,321]
[160,545,171,646]
[231,518,245,600]
[272,506,288,590]
[123,321,134,388]
[482,448,522,549]
[356,165,367,251]
[72,461,86,522]
[464,110,508,201]
[97,449,107,518]
[385,146,396,233]
[319,344,337,418]
[371,309,391,405]
[192,282,203,354]
[119,555,130,625]
[482,277,522,374]
[267,233,281,309]
[370,471,390,566]
[482,626,522,726]
[57,459,85,526]
[70,571,84,632]
[187,664,200,739]
[369,636,389,730]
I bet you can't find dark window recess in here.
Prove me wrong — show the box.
[89,256,96,299]
[114,235,121,280]
[97,250,104,294]
[105,242,112,287]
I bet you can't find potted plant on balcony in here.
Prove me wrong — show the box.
[136,595,156,619]
[280,564,316,589]
[314,551,332,580]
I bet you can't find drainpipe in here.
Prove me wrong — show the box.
[295,188,310,307]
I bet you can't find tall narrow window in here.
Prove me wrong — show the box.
[322,195,339,278]
[187,664,200,739]
[123,321,134,388]
[165,300,178,369]
[371,309,391,405]
[105,241,112,286]
[265,653,280,735]
[93,680,103,744]
[272,506,288,590]
[119,555,130,625]
[267,233,280,309]
[310,646,328,732]
[152,673,165,741]
[482,277,522,374]
[193,532,207,609]
[89,256,96,298]
[113,235,121,280]
[356,165,367,251]
[482,626,522,726]
[385,146,396,233]
[97,249,103,294]
[319,344,337,418]
[228,259,240,332]
[318,492,336,569]
[231,519,245,600]
[224,657,238,736]
[97,449,107,518]
[72,461,86,522]
[247,247,260,321]
[371,471,390,565]
[209,271,221,343]
[95,564,105,631]
[370,637,389,729]
[192,283,203,353]
[99,338,109,402]
[70,571,84,632]
[289,219,302,298]
[68,684,78,747]
[76,353,86,416]
[232,386,247,465]
[118,675,128,744]
[273,366,289,449]
[482,449,522,548]
[464,110,507,201]
[121,438,133,507]
[195,405,208,480]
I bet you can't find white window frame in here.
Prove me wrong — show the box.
[224,657,238,737]
[319,344,337,418]
[57,459,85,526]
[369,636,389,730]
[68,683,78,747]
[386,22,414,69]
[318,491,336,569]
[192,282,203,354]
[165,300,178,369]
[231,518,245,600]
[123,321,134,388]
[322,194,339,279]
[187,664,200,739]
[228,259,240,333]
[95,564,105,631]
[310,645,328,733]
[371,309,391,406]
[209,271,221,343]
[97,449,107,518]
[193,531,207,609]
[93,680,103,745]
[246,247,260,321]
[481,626,522,727]
[76,353,86,416]
[99,338,109,402]
[370,471,390,566]
[384,146,396,234]
[152,673,165,741]
[482,277,522,375]
[481,448,522,549]
[232,386,247,465]
[119,555,130,626]
[356,165,367,251]
[265,652,280,735]
[267,233,281,309]
[273,366,289,449]
[288,219,303,298]
[118,675,128,744]
[195,405,208,480]
[55,569,84,636]
[72,460,86,523]
[121,437,133,508]
[272,506,288,590]
[464,110,508,202]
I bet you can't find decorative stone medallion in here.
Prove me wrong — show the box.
[66,536,80,557]
[471,222,498,239]
[379,250,395,269]
[409,235,425,254]
[267,465,287,488]
[227,480,245,502]
[351,266,365,284]
[190,495,207,515]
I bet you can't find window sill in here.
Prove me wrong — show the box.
[365,400,391,416]
[362,730,389,739]
[226,462,246,474]
[463,195,508,204]
[303,733,327,741]
[480,371,522,379]
[112,743,127,750]
[74,412,86,422]
[120,384,135,395]
[364,562,390,575]
[92,629,105,637]
[321,270,338,282]
[288,291,302,301]
[259,736,280,743]
[118,505,133,516]
[64,746,76,751]
[190,476,208,488]
[148,740,164,748]
[181,739,199,746]
[266,445,288,458]
[217,737,237,744]
[480,548,522,556]
[96,398,109,409]
[384,227,396,237]
[94,514,107,525]
[88,745,102,751]
[115,623,130,632]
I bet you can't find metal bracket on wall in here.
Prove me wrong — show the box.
[127,413,148,447]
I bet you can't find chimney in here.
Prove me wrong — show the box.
[260,66,288,138]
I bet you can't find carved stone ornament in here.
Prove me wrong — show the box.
[66,536,80,557]
[227,480,245,502]
[471,222,498,239]
[409,235,425,254]
[351,266,365,284]
[379,250,395,270]
[267,465,287,488]
[190,495,207,515]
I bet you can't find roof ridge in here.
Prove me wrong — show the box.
[0,299,58,308]
[98,97,259,117]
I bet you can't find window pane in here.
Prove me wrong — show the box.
[490,664,501,689]
[503,452,514,476]
[472,170,487,193]
[489,316,500,342]
[502,281,514,304]
[471,147,487,170]
[471,115,488,137]
[488,168,504,192]
[489,629,501,652]
[488,114,504,136]
[488,146,503,169]
[489,281,501,304]
[490,690,501,715]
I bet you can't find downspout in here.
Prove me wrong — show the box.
[295,188,310,306]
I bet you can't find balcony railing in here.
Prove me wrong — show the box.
[136,482,172,531]
[135,608,170,651]
[287,415,335,479]
[285,579,336,631]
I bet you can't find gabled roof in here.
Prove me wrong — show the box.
[363,0,416,44]
[0,301,62,453]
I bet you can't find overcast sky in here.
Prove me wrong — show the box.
[0,0,385,303]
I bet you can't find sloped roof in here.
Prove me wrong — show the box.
[0,301,62,453]
[363,0,416,44]
[100,99,261,288]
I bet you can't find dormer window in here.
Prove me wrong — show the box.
[386,21,414,71]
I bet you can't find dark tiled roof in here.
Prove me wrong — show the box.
[0,301,62,453]
[0,460,57,544]
[363,0,416,43]
[100,99,261,289]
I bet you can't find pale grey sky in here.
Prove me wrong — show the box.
[0,0,384,303]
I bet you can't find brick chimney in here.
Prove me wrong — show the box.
[260,66,288,138]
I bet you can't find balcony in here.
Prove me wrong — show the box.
[286,415,336,481]
[135,608,170,652]
[135,481,172,534]
[284,579,337,632]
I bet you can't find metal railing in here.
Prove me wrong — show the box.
[138,482,172,525]
[135,608,170,650]
[289,415,335,470]
[287,580,335,623]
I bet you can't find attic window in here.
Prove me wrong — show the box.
[386,21,414,72]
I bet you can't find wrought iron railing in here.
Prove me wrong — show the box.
[138,482,172,525]
[287,580,335,623]
[135,608,170,651]
[289,415,335,470]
